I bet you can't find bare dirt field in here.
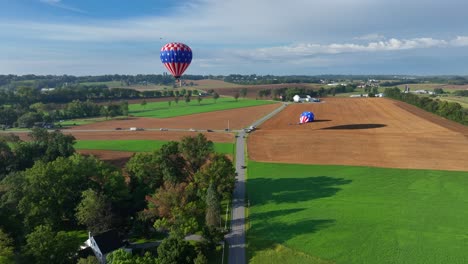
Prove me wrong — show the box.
[67,131,235,142]
[67,103,281,131]
[248,97,468,171]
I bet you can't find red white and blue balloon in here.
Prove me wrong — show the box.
[160,42,192,79]
[300,111,315,124]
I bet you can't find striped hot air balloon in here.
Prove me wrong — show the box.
[160,42,192,80]
[299,111,315,124]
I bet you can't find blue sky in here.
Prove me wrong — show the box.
[1,0,468,76]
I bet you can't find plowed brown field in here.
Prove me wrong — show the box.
[248,98,468,171]
[68,103,280,131]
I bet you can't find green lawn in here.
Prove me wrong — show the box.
[74,140,234,155]
[128,97,276,118]
[247,161,468,264]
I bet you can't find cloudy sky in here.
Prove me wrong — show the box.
[1,0,468,75]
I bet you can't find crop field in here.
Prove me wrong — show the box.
[247,161,468,264]
[74,139,234,155]
[248,97,468,171]
[128,97,276,118]
[66,103,280,131]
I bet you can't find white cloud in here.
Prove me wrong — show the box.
[451,36,468,47]
[238,37,454,62]
[39,0,86,14]
[354,34,385,41]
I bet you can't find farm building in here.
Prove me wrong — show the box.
[293,95,320,103]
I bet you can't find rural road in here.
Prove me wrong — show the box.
[226,103,287,264]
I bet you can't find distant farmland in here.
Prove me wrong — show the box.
[128,97,276,118]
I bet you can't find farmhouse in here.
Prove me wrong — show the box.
[82,230,126,264]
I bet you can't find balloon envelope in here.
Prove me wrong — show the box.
[160,42,192,78]
[299,111,315,124]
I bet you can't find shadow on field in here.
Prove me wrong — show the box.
[247,217,335,259]
[246,176,350,259]
[248,176,351,205]
[321,123,386,130]
[313,119,332,123]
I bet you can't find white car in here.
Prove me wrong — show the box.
[189,128,197,132]
[160,128,168,131]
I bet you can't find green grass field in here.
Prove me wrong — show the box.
[437,96,468,108]
[247,161,468,264]
[128,97,276,118]
[74,140,234,155]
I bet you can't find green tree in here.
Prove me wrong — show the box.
[205,183,220,227]
[0,141,15,180]
[147,182,199,236]
[168,100,172,107]
[0,228,14,264]
[240,88,248,98]
[201,226,224,251]
[155,142,187,184]
[433,88,445,94]
[372,86,379,95]
[0,172,26,239]
[174,96,180,105]
[77,256,100,264]
[195,153,236,200]
[141,99,147,109]
[184,95,191,105]
[156,237,196,264]
[234,92,240,101]
[120,101,129,116]
[125,152,164,211]
[179,133,214,177]
[17,112,43,128]
[197,95,202,105]
[194,252,208,264]
[24,225,76,264]
[212,92,219,103]
[106,249,133,264]
[39,129,76,163]
[75,189,113,234]
[18,154,127,230]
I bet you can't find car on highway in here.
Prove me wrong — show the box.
[189,128,197,132]
[160,128,168,131]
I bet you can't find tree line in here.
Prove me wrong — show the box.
[254,84,357,100]
[0,130,236,263]
[0,100,129,128]
[384,87,468,125]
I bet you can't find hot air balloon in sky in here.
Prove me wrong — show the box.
[160,42,192,84]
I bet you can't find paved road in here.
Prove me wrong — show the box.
[226,130,247,264]
[226,103,287,264]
